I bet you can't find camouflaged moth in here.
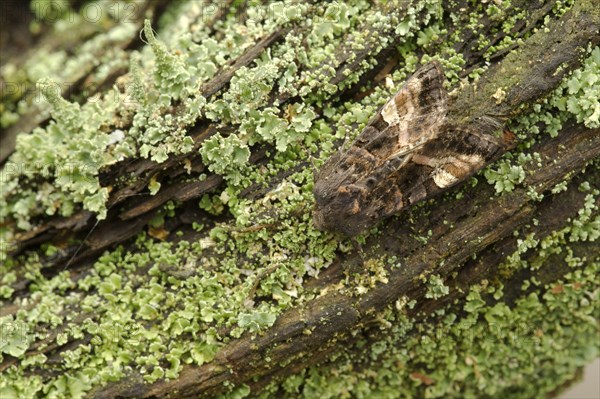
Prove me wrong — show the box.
[313,61,514,236]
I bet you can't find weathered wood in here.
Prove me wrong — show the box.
[89,121,600,398]
[8,0,600,267]
[1,1,599,398]
[0,0,172,163]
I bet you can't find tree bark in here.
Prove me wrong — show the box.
[1,1,599,398]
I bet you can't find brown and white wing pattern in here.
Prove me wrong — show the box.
[313,62,512,236]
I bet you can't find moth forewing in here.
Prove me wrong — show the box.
[313,61,507,237]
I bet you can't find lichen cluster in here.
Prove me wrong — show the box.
[263,257,599,399]
[0,0,598,398]
[264,175,599,398]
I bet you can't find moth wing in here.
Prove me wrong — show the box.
[404,126,510,204]
[354,61,448,162]
[312,62,456,235]
[359,126,511,221]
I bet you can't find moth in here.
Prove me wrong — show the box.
[313,61,514,236]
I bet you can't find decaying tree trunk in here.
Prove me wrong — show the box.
[1,1,599,398]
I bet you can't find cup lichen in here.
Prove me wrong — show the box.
[0,1,597,398]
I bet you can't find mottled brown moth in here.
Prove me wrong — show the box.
[313,61,514,236]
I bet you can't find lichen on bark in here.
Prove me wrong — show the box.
[0,1,598,398]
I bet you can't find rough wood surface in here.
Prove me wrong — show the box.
[91,122,600,398]
[1,1,599,398]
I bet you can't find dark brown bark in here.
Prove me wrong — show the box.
[7,0,600,268]
[89,121,600,398]
[1,1,599,397]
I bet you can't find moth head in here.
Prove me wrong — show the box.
[312,183,372,236]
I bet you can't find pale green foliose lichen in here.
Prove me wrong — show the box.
[512,45,600,138]
[0,0,596,397]
[484,159,526,194]
[257,244,598,399]
[425,274,449,300]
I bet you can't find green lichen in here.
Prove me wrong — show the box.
[200,133,251,186]
[0,316,31,359]
[425,274,450,300]
[1,2,140,130]
[262,253,598,399]
[556,45,600,128]
[512,45,600,138]
[142,19,192,103]
[483,159,526,194]
[0,0,597,396]
[1,78,119,230]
